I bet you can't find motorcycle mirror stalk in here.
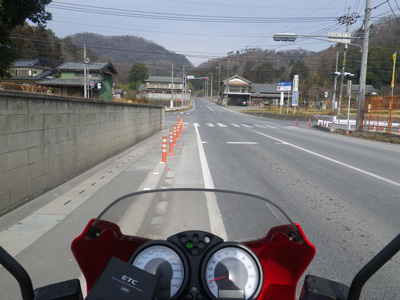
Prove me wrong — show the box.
[0,246,83,300]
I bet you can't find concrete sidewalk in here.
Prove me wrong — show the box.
[0,115,203,241]
[0,128,183,299]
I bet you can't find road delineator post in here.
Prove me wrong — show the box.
[177,123,181,140]
[168,130,175,156]
[309,118,311,127]
[162,136,167,163]
[173,126,178,146]
[178,118,183,137]
[296,118,299,127]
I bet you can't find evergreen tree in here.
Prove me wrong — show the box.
[290,60,309,80]
[0,0,52,78]
[129,63,149,90]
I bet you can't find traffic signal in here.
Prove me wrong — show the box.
[330,72,341,76]
[201,77,209,80]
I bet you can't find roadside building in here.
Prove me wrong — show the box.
[251,83,284,106]
[5,59,53,84]
[220,74,287,106]
[139,76,190,107]
[220,74,251,106]
[40,61,118,100]
[113,88,125,99]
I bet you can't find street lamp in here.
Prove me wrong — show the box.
[209,72,213,100]
[273,33,297,42]
[273,15,370,130]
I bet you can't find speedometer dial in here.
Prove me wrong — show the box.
[131,244,187,300]
[202,244,263,300]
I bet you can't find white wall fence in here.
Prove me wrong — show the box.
[0,91,164,215]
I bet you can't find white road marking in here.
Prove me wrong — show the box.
[195,124,214,189]
[251,129,400,188]
[231,123,240,127]
[240,124,253,128]
[257,124,278,129]
[194,124,228,240]
[227,142,258,145]
[217,123,227,127]
[206,123,214,127]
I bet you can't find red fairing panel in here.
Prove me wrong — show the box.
[71,220,315,299]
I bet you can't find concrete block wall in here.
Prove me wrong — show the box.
[0,91,164,215]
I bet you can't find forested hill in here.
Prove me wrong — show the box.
[66,33,193,79]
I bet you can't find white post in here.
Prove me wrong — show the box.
[347,80,352,130]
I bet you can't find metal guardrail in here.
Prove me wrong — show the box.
[316,115,336,126]
[316,115,400,132]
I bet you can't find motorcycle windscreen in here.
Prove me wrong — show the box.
[71,188,315,298]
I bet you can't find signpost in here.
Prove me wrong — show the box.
[277,81,292,91]
[292,75,299,114]
[277,81,292,114]
[292,92,299,107]
[347,80,352,130]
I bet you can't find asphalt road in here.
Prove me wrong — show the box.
[168,97,400,299]
[1,96,399,299]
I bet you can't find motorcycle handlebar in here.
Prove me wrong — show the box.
[0,246,35,300]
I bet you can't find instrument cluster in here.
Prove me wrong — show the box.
[129,231,263,300]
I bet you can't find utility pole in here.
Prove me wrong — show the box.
[338,47,348,116]
[218,63,221,102]
[356,0,372,130]
[226,56,230,106]
[337,9,358,115]
[182,65,185,106]
[171,64,174,106]
[84,44,87,98]
[332,52,339,114]
[211,72,213,100]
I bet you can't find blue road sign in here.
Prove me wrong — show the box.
[277,81,292,91]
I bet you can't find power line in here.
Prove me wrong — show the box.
[50,20,267,39]
[48,2,337,24]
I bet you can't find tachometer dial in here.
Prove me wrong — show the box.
[130,243,187,300]
[202,244,263,300]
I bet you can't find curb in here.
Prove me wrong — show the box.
[138,162,168,191]
[314,125,336,133]
[242,111,315,122]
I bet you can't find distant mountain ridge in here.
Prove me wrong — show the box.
[66,33,193,79]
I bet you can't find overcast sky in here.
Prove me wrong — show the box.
[45,0,395,66]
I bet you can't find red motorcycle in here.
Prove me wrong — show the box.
[1,188,399,300]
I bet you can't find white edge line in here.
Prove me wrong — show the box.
[195,124,214,189]
[195,124,228,240]
[250,129,400,188]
